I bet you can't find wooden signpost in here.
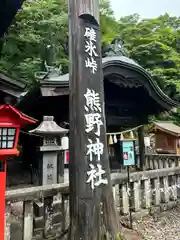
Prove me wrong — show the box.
[68,0,121,239]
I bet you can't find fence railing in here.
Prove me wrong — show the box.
[144,154,180,170]
[111,166,180,215]
[6,183,69,240]
[5,154,180,239]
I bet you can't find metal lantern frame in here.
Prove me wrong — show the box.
[0,124,19,156]
[0,127,16,149]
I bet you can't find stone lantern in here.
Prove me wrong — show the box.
[29,116,68,185]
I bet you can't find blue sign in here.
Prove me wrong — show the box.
[122,140,135,166]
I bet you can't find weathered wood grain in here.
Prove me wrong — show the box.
[68,0,120,238]
[6,183,69,202]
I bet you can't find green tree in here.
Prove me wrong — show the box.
[0,0,69,83]
[0,0,118,85]
[117,14,180,101]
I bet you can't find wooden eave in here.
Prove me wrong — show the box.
[0,73,26,98]
[40,78,69,96]
[0,73,25,89]
[151,121,180,137]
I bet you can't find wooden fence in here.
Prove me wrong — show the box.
[5,154,180,239]
[6,183,69,240]
[144,154,180,169]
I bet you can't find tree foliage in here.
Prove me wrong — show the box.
[117,13,180,100]
[0,0,117,83]
[0,0,69,83]
[0,0,180,103]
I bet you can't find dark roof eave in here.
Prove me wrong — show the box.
[40,80,69,87]
[0,73,26,90]
[18,56,179,111]
[102,56,179,109]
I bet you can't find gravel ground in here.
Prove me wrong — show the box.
[133,206,180,240]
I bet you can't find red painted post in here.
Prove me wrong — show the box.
[0,159,6,240]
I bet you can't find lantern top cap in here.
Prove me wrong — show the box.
[29,115,68,136]
[0,104,36,127]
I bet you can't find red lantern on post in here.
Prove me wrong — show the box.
[0,104,36,240]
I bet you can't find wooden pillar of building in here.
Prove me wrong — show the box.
[138,126,145,170]
[68,0,121,239]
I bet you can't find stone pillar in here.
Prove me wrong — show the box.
[39,143,60,185]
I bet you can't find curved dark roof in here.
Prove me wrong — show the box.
[45,55,179,110]
[102,56,179,110]
[40,56,141,83]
